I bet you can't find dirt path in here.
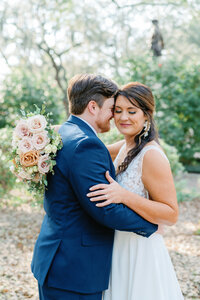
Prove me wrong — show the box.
[0,178,200,299]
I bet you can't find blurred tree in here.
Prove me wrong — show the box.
[0,0,123,115]
[122,56,200,167]
[0,70,64,128]
[0,0,200,117]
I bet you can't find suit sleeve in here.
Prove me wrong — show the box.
[69,137,158,237]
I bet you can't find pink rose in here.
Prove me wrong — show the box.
[15,120,30,138]
[18,170,32,180]
[27,115,47,133]
[38,154,50,174]
[19,137,34,153]
[32,131,49,150]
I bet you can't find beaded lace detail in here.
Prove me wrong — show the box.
[114,145,169,199]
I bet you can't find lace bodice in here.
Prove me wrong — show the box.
[114,145,169,199]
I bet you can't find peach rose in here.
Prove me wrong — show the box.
[38,154,50,174]
[19,137,34,153]
[15,120,30,138]
[32,131,49,150]
[27,115,47,133]
[20,150,39,167]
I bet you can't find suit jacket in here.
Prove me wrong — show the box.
[31,115,158,294]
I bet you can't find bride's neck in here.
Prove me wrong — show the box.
[124,135,136,152]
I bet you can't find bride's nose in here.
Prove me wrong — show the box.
[120,111,129,120]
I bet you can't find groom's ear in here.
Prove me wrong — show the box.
[88,100,98,115]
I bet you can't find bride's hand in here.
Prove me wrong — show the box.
[51,125,61,132]
[87,171,125,207]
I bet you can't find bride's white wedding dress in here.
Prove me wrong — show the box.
[103,145,184,300]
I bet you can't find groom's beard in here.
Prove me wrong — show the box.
[96,118,112,133]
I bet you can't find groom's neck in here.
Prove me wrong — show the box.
[72,114,99,134]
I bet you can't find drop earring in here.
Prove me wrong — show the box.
[144,121,151,138]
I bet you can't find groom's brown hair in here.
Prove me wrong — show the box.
[68,74,118,115]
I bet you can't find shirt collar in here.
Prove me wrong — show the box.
[72,115,97,136]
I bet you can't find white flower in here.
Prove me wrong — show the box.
[18,137,34,153]
[54,135,61,146]
[194,152,200,159]
[27,115,47,133]
[44,144,52,154]
[32,166,38,172]
[12,132,20,149]
[15,120,30,138]
[51,145,57,154]
[32,131,50,150]
[38,154,50,174]
[26,167,35,175]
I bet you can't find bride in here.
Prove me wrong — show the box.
[87,82,184,299]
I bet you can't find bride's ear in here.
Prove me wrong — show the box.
[88,100,98,115]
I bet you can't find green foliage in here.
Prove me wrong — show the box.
[194,228,200,236]
[122,56,200,167]
[0,128,16,197]
[160,140,193,202]
[159,139,185,177]
[0,70,64,128]
[98,125,123,145]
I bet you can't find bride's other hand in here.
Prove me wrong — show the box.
[51,125,61,132]
[107,140,125,161]
[87,171,126,207]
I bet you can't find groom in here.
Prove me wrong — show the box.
[31,74,158,300]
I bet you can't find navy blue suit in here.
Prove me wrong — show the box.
[31,115,158,299]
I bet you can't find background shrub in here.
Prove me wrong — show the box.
[0,128,16,197]
[121,57,200,169]
[0,70,64,129]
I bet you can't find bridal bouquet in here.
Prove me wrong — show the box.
[10,105,63,195]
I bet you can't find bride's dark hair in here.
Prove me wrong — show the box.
[115,82,159,175]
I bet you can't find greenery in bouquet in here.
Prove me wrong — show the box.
[10,104,63,196]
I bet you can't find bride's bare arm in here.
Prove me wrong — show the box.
[106,140,125,161]
[138,150,178,225]
[87,150,178,226]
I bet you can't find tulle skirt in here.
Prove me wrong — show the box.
[103,231,184,300]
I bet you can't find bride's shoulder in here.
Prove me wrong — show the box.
[142,141,166,155]
[141,142,173,186]
[142,141,170,175]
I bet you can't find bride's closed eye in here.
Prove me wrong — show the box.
[128,111,136,114]
[114,110,136,115]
